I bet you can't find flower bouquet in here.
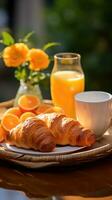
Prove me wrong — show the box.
[0,31,59,104]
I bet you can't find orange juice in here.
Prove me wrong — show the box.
[51,70,84,118]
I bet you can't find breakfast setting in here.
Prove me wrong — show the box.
[0,32,111,169]
[1,2,112,200]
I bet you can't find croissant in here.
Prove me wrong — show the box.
[6,117,56,152]
[37,113,96,147]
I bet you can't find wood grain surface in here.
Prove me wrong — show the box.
[0,156,112,200]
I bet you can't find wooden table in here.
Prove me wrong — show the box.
[0,156,112,200]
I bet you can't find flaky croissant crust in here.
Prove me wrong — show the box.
[6,117,56,152]
[37,113,96,147]
[6,113,96,152]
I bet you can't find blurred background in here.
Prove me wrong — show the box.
[0,0,112,102]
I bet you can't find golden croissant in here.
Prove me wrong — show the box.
[6,117,56,152]
[37,113,96,147]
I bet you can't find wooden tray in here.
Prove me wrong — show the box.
[0,99,112,169]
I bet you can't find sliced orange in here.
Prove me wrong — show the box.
[0,124,7,142]
[35,103,52,115]
[1,113,20,132]
[18,95,40,112]
[20,112,36,122]
[5,107,22,117]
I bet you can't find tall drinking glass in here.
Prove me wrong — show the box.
[50,53,85,118]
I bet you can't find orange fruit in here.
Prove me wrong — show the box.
[36,103,52,115]
[1,113,20,132]
[20,112,36,122]
[5,107,22,117]
[18,95,40,112]
[0,124,8,142]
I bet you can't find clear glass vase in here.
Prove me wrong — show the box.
[14,80,43,106]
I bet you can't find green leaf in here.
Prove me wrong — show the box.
[2,32,15,45]
[22,31,35,42]
[43,42,61,51]
[39,73,50,90]
[28,71,48,85]
[38,72,46,81]
[15,66,28,81]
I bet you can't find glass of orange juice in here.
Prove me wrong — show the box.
[50,53,85,118]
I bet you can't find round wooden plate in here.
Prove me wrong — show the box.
[0,99,112,169]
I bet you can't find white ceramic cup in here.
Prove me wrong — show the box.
[75,91,112,139]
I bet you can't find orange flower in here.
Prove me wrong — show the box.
[3,43,29,67]
[28,49,50,71]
